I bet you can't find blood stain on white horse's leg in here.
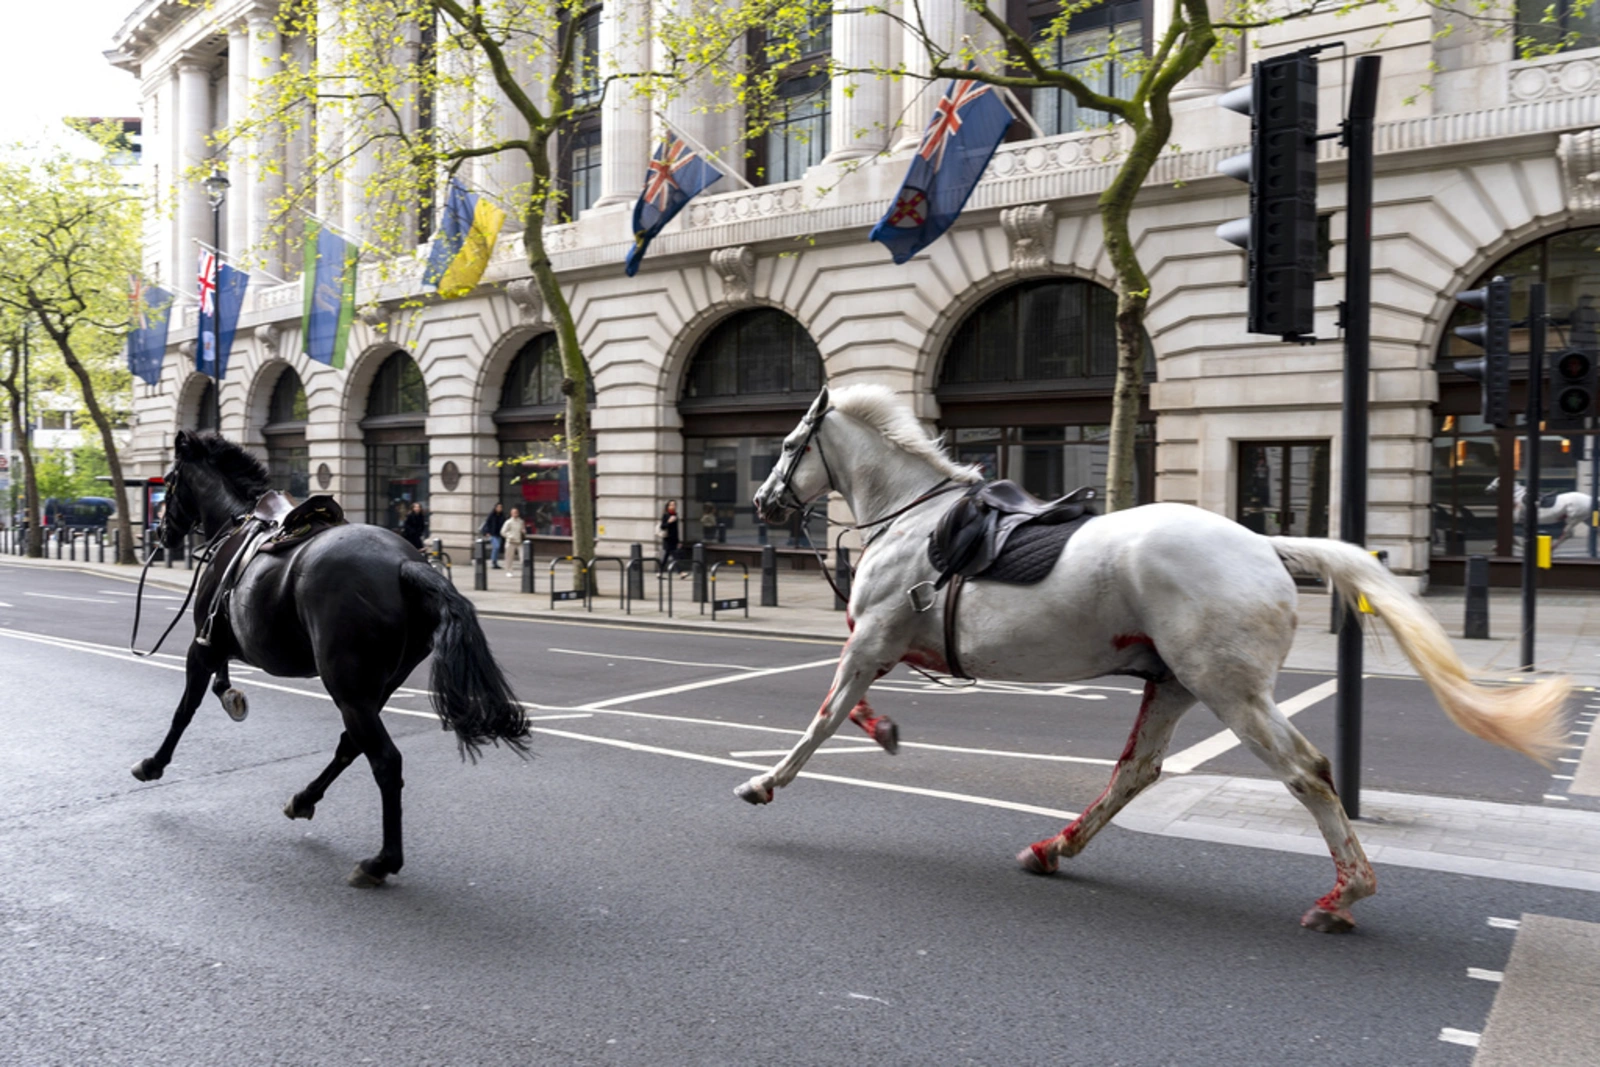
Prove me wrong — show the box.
[848,700,898,754]
[1019,680,1195,875]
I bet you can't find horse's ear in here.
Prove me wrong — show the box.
[806,386,830,422]
[174,430,194,459]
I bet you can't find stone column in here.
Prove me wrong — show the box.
[894,0,961,151]
[175,60,214,284]
[824,5,892,162]
[247,7,286,276]
[594,0,652,208]
[227,24,251,257]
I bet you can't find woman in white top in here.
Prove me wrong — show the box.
[500,507,527,571]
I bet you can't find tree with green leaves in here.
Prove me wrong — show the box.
[0,127,140,563]
[1,325,44,557]
[240,0,614,566]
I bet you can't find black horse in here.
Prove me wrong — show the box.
[134,429,529,886]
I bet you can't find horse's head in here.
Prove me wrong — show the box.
[753,386,832,524]
[159,429,268,547]
[157,430,206,548]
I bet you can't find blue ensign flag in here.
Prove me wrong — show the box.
[624,136,723,277]
[869,79,1013,264]
[127,280,173,386]
[195,255,248,379]
[212,264,249,379]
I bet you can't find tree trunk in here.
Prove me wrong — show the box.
[1,350,42,557]
[1097,165,1154,513]
[525,140,595,581]
[39,320,138,564]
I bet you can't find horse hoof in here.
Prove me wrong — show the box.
[283,796,315,821]
[347,862,387,888]
[1017,843,1059,875]
[735,780,774,805]
[873,717,899,755]
[221,688,248,723]
[130,759,162,782]
[1300,906,1357,933]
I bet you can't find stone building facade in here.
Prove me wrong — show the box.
[107,0,1600,588]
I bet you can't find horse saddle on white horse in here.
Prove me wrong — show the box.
[928,481,1097,589]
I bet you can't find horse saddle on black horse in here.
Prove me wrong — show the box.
[254,492,347,555]
[927,481,1097,589]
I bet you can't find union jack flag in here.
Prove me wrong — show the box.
[129,273,147,330]
[643,138,696,211]
[197,250,218,315]
[917,80,993,170]
[624,133,723,277]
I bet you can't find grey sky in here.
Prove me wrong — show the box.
[1,1,142,146]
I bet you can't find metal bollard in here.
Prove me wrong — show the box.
[761,544,778,607]
[473,537,488,591]
[113,526,121,563]
[1464,554,1490,640]
[628,543,645,600]
[692,543,707,604]
[834,546,852,610]
[521,544,535,594]
[55,528,63,559]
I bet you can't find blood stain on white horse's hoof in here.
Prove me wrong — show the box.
[221,688,248,722]
[1017,843,1059,875]
[873,718,899,755]
[1300,906,1357,933]
[735,780,773,805]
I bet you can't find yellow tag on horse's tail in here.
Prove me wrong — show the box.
[1357,593,1372,614]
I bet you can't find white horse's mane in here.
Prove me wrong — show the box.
[829,384,985,484]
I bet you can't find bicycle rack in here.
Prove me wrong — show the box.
[656,559,703,617]
[708,559,750,620]
[548,555,588,610]
[586,556,629,614]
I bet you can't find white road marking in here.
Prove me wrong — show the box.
[1552,774,1575,781]
[1467,968,1504,983]
[0,601,11,608]
[730,745,884,758]
[1162,678,1340,774]
[1488,917,1522,930]
[1543,794,1570,802]
[24,592,117,604]
[98,590,185,600]
[577,658,841,710]
[1437,1028,1481,1048]
[549,647,759,671]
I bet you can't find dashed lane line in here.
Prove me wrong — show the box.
[23,591,118,604]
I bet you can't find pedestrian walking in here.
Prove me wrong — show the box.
[501,506,527,572]
[658,500,680,573]
[481,502,506,568]
[401,502,428,549]
[699,501,718,544]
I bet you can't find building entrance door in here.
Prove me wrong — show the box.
[1237,441,1332,537]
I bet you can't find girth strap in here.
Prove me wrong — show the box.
[943,574,970,680]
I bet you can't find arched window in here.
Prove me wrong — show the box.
[937,278,1155,504]
[192,379,218,432]
[679,308,826,549]
[1432,229,1600,567]
[494,334,597,538]
[361,351,429,530]
[263,368,309,498]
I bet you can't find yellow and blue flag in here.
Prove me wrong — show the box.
[425,177,506,298]
[870,78,1013,264]
[301,219,358,369]
[624,136,723,277]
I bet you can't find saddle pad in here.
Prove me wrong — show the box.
[976,514,1095,585]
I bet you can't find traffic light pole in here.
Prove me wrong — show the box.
[1522,283,1546,671]
[1335,55,1381,821]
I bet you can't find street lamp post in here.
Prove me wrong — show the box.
[202,168,229,434]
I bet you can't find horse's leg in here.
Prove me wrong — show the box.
[737,635,897,804]
[1207,691,1375,933]
[131,641,220,781]
[333,700,404,887]
[209,660,248,722]
[283,730,361,821]
[848,699,898,753]
[1019,679,1195,873]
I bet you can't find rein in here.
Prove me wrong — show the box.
[128,516,241,659]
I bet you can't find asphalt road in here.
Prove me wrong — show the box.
[0,561,1593,1065]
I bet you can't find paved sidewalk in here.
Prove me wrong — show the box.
[5,550,1599,893]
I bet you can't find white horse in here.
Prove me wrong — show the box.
[1485,477,1595,550]
[748,385,1569,932]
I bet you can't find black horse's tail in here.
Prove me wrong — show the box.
[399,561,530,762]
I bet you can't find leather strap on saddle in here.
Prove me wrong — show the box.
[258,494,347,555]
[944,575,970,680]
[928,481,1096,590]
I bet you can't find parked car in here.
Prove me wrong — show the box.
[43,496,115,530]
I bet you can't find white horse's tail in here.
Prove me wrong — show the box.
[1269,537,1570,764]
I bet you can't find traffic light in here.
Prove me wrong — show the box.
[1452,275,1512,428]
[1216,49,1320,342]
[1548,346,1596,429]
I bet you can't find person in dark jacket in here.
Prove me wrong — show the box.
[401,502,428,549]
[658,500,680,573]
[481,503,506,568]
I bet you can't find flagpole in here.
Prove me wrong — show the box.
[295,206,382,258]
[190,237,292,285]
[653,113,755,191]
[996,85,1046,140]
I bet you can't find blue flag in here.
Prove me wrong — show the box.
[300,221,358,369]
[195,254,248,379]
[624,136,723,277]
[127,279,173,386]
[212,264,248,379]
[870,79,1014,264]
